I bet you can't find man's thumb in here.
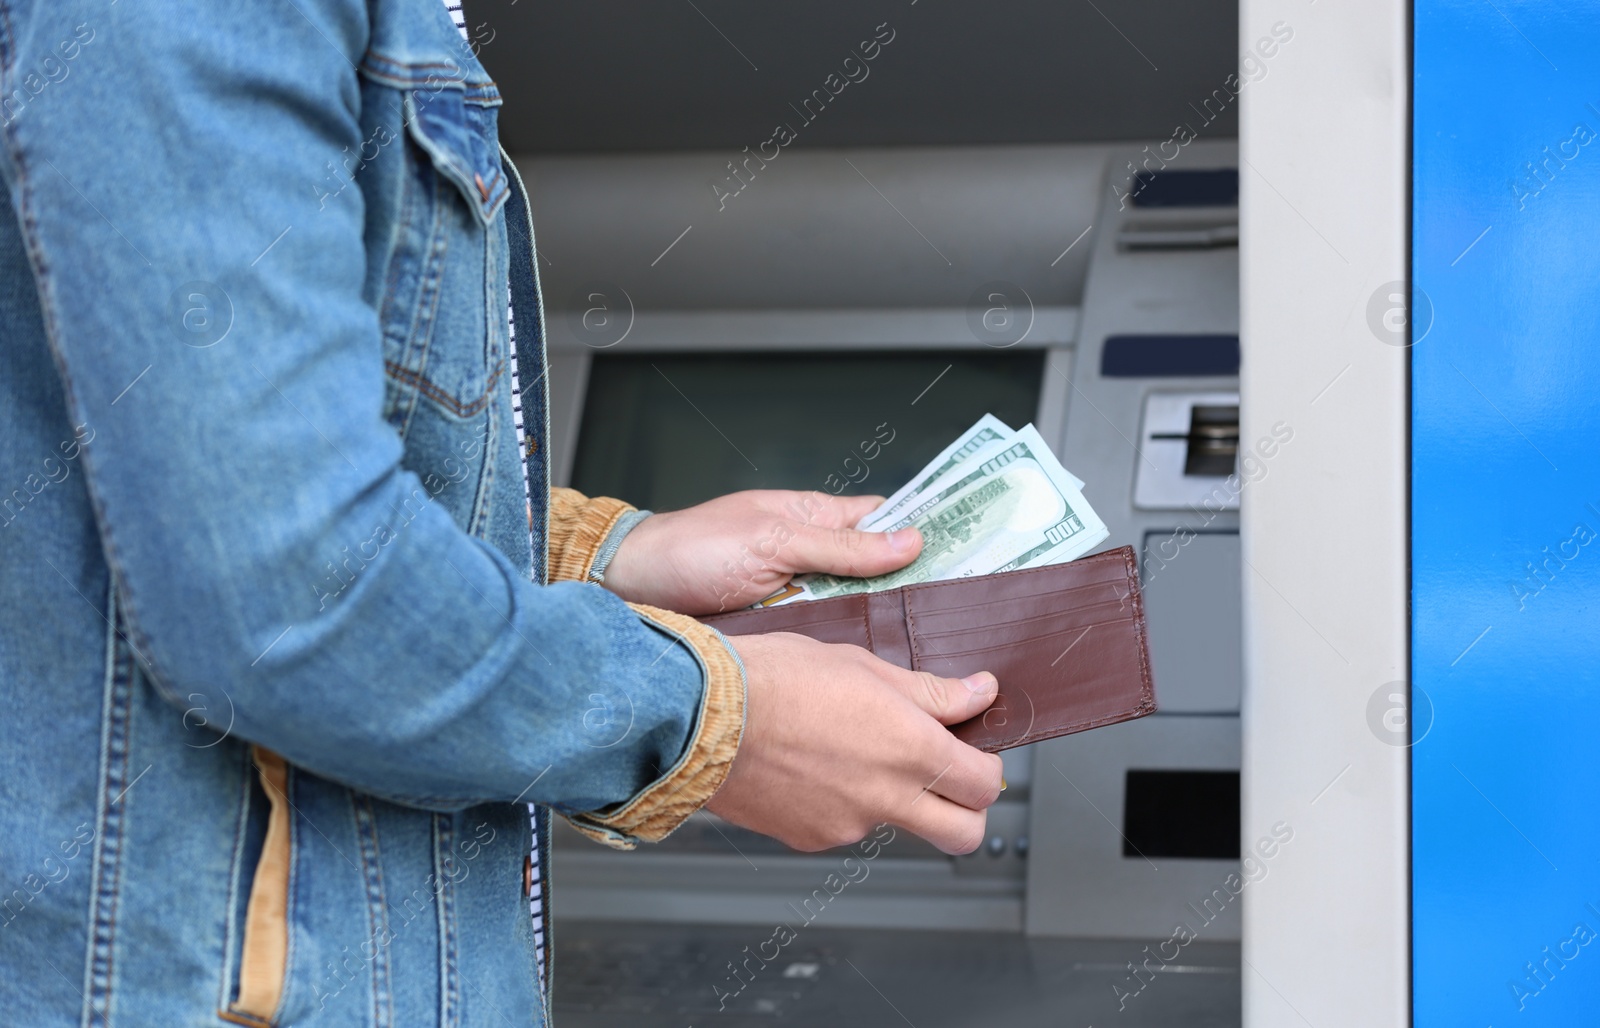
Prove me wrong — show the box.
[894,669,1000,726]
[789,524,923,577]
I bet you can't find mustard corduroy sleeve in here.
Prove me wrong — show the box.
[544,488,748,848]
[546,486,638,582]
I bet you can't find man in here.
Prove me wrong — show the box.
[0,1,1003,1025]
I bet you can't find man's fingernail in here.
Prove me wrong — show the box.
[1001,777,1008,792]
[889,528,920,552]
[962,672,994,693]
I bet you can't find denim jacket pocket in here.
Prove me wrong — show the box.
[357,50,512,531]
[222,747,293,1027]
[404,84,510,227]
[359,53,508,431]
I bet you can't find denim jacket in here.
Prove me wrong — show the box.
[0,1,746,1025]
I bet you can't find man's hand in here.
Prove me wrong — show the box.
[601,490,922,614]
[708,632,1005,855]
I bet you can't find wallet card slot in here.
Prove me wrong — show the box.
[901,549,1133,607]
[903,575,1128,619]
[865,589,913,669]
[911,612,1140,663]
[904,581,1134,632]
[700,594,872,648]
[908,593,1135,641]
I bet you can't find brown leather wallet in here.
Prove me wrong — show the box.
[701,545,1157,752]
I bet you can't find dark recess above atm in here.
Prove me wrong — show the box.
[468,0,1239,154]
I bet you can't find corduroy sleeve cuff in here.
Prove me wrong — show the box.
[547,486,637,583]
[562,604,748,850]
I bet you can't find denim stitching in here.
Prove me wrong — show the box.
[383,358,503,420]
[377,97,423,438]
[86,599,136,1026]
[369,805,394,1028]
[361,49,500,84]
[0,1,15,80]
[351,794,394,1028]
[350,794,375,1028]
[358,50,501,103]
[469,369,496,537]
[434,815,460,1027]
[101,612,137,1023]
[392,118,448,440]
[465,222,502,537]
[402,136,451,435]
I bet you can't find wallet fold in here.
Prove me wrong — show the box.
[700,545,1157,752]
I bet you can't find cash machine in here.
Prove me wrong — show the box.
[474,0,1574,1023]
[526,135,1250,1021]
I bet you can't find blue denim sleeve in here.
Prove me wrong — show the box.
[0,1,730,816]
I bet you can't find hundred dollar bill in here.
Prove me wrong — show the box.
[858,415,1083,532]
[770,424,1108,605]
[857,414,1015,531]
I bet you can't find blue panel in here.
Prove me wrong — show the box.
[1414,2,1600,1024]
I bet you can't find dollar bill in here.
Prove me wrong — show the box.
[772,424,1107,604]
[859,415,1083,532]
[858,414,1015,531]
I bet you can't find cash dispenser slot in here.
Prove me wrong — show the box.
[1122,770,1241,860]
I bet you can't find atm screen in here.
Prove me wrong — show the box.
[571,350,1046,512]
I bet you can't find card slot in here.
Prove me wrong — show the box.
[702,597,874,649]
[902,557,1139,611]
[903,575,1131,621]
[911,613,1140,663]
[909,595,1134,638]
